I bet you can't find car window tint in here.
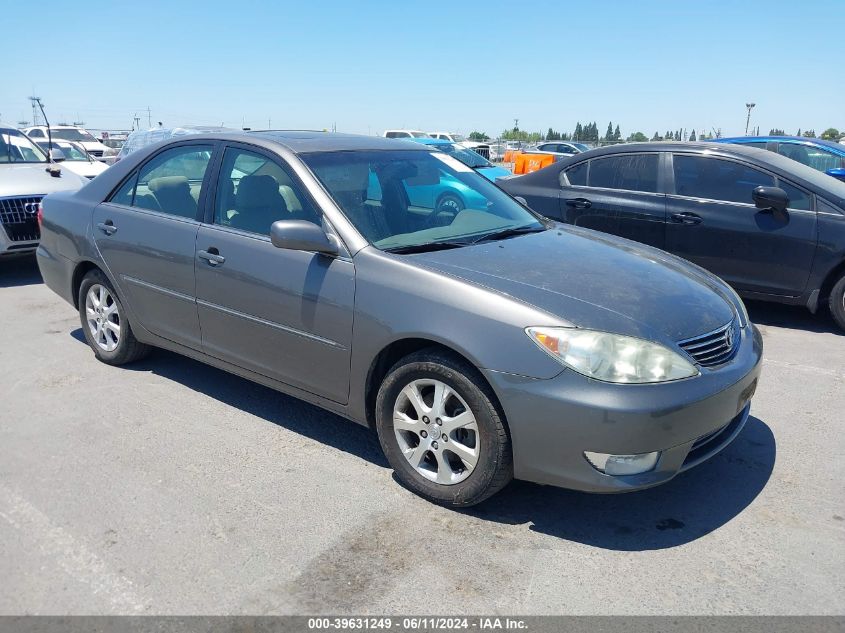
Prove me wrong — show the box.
[562,162,588,186]
[214,147,320,235]
[109,172,138,206]
[29,129,44,138]
[133,145,213,218]
[777,143,841,172]
[776,179,812,211]
[588,154,658,193]
[673,155,774,203]
[818,199,842,215]
[743,142,768,150]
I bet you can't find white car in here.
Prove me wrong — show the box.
[383,129,432,139]
[429,132,490,159]
[23,125,114,161]
[34,140,109,179]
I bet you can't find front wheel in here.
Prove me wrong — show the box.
[829,273,845,332]
[375,349,512,507]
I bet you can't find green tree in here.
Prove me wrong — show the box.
[769,128,785,135]
[651,131,661,141]
[689,130,697,141]
[613,124,621,141]
[627,132,648,142]
[468,131,489,141]
[820,128,841,141]
[574,122,583,141]
[803,129,816,138]
[605,121,614,141]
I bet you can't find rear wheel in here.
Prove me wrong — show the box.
[78,270,150,365]
[829,273,845,332]
[375,349,512,507]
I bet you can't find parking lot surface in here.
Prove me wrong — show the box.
[1,256,843,615]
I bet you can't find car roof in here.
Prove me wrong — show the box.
[715,136,845,152]
[247,130,430,152]
[406,137,453,146]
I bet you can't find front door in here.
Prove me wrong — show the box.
[665,153,817,296]
[194,144,355,404]
[92,142,216,349]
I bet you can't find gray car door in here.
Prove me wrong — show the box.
[194,144,355,404]
[92,142,216,349]
[558,152,667,249]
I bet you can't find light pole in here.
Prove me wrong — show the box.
[745,103,756,136]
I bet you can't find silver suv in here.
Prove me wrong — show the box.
[0,126,89,257]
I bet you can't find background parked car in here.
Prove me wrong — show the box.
[383,129,431,139]
[23,125,115,161]
[528,141,591,160]
[0,125,89,257]
[428,132,491,159]
[115,126,234,162]
[712,136,845,182]
[34,140,109,179]
[498,141,845,330]
[406,137,510,181]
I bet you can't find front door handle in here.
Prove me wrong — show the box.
[670,212,703,225]
[198,249,226,266]
[565,198,592,209]
[97,221,117,235]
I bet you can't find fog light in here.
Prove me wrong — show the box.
[584,451,660,476]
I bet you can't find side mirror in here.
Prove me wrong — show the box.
[825,167,845,182]
[49,148,67,162]
[752,186,788,214]
[270,220,339,256]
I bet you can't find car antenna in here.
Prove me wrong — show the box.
[33,98,61,176]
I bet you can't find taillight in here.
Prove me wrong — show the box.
[37,202,44,228]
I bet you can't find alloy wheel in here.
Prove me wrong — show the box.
[85,284,121,352]
[392,379,480,485]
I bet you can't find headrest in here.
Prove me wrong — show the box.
[236,175,283,208]
[149,176,190,193]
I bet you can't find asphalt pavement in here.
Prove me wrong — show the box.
[1,255,842,615]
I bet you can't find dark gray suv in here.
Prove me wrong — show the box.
[37,132,762,507]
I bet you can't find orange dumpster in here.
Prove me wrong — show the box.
[514,153,555,175]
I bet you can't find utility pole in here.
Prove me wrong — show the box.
[29,97,43,127]
[513,118,519,131]
[745,103,756,136]
[147,106,152,128]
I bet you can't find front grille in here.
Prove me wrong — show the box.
[682,405,748,469]
[678,319,739,367]
[0,196,42,243]
[88,149,104,157]
[475,145,490,160]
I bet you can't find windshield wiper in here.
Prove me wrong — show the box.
[470,225,547,244]
[382,240,470,254]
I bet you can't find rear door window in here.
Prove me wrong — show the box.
[588,154,659,193]
[673,155,774,204]
[562,161,588,186]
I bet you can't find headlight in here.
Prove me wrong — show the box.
[526,326,699,384]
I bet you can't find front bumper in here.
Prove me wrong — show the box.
[485,324,763,492]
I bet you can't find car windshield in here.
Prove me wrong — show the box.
[0,129,48,163]
[572,143,590,152]
[438,143,492,168]
[37,141,89,161]
[450,134,466,142]
[410,132,430,138]
[51,128,97,142]
[302,149,545,252]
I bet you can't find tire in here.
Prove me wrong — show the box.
[78,269,151,365]
[375,349,512,507]
[829,273,845,332]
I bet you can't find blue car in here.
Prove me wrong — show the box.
[374,137,510,219]
[712,136,845,182]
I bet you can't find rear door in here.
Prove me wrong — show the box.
[558,152,667,249]
[194,143,355,404]
[92,141,216,349]
[665,153,817,295]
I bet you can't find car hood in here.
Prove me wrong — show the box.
[0,163,89,196]
[409,225,738,344]
[476,165,512,181]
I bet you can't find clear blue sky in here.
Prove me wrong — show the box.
[3,0,843,137]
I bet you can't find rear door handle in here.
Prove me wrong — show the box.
[565,198,592,209]
[97,221,117,235]
[670,212,703,225]
[197,249,225,266]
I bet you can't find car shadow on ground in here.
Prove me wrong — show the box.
[70,330,775,552]
[0,255,42,288]
[746,299,841,335]
[465,415,775,550]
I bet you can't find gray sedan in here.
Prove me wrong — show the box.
[37,131,762,507]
